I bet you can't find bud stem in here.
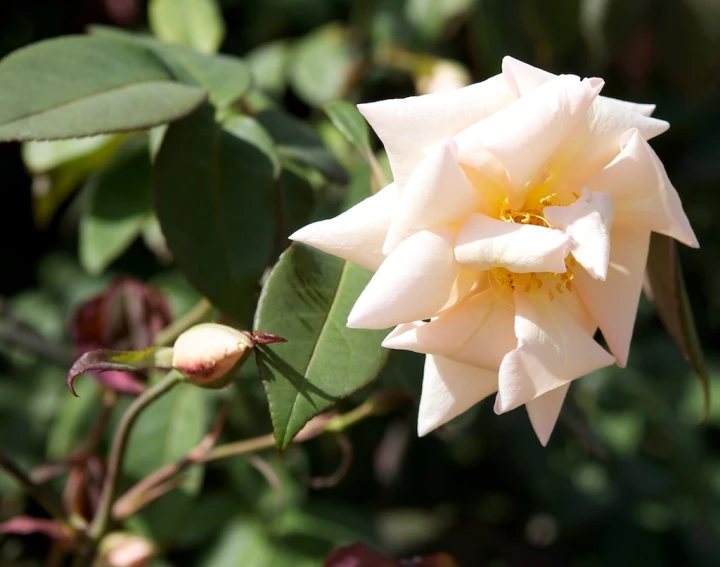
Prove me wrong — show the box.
[89,370,185,542]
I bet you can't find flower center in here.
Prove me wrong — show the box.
[489,194,576,302]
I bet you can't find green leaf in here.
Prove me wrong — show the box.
[645,233,710,419]
[89,26,251,110]
[155,104,276,325]
[256,110,348,184]
[246,40,290,95]
[79,142,154,274]
[223,114,281,176]
[323,101,372,158]
[254,244,389,450]
[289,24,355,107]
[0,36,206,141]
[149,0,226,54]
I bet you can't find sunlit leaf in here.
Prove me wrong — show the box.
[0,36,206,141]
[323,101,372,158]
[254,244,389,450]
[149,0,226,54]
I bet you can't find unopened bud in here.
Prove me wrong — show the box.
[172,323,253,388]
[99,532,156,567]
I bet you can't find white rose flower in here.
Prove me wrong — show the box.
[290,56,698,445]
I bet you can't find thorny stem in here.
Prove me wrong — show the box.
[153,298,213,347]
[0,453,66,520]
[88,370,184,541]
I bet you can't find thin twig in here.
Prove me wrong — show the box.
[0,453,66,520]
[153,298,213,347]
[112,406,227,519]
[88,370,184,541]
[309,433,353,489]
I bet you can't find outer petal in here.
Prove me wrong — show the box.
[502,57,657,118]
[544,189,615,280]
[550,96,669,183]
[418,355,498,436]
[289,183,398,271]
[383,139,479,254]
[526,384,569,446]
[382,288,516,371]
[347,228,459,329]
[358,75,516,189]
[455,75,603,207]
[496,291,615,413]
[585,129,699,248]
[501,56,554,96]
[455,214,570,273]
[573,225,650,367]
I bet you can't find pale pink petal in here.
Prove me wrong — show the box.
[585,129,699,248]
[383,139,479,254]
[573,225,650,367]
[347,228,459,329]
[455,75,604,208]
[501,56,555,96]
[418,355,498,436]
[289,183,398,271]
[605,99,656,117]
[526,384,569,446]
[455,214,570,273]
[358,75,516,189]
[382,288,516,370]
[544,189,615,280]
[496,291,615,413]
[550,96,669,183]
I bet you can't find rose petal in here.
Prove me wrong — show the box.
[573,225,651,367]
[496,291,615,413]
[289,183,398,271]
[550,97,669,183]
[382,288,516,371]
[418,355,498,436]
[358,75,516,189]
[455,75,604,208]
[544,189,616,280]
[455,214,570,273]
[501,56,555,96]
[585,129,698,248]
[526,383,569,446]
[347,228,460,329]
[383,139,479,254]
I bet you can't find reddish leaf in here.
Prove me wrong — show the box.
[66,347,173,396]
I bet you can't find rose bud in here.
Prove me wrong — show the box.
[98,532,156,567]
[172,323,254,388]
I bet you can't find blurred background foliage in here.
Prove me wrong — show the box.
[0,0,719,565]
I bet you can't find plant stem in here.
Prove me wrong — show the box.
[153,298,213,347]
[0,453,66,520]
[203,433,277,462]
[88,370,184,541]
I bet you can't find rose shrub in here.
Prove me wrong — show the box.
[291,56,698,445]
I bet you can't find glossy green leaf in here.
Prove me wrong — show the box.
[155,104,276,325]
[290,24,355,107]
[256,110,348,184]
[645,233,709,418]
[89,26,251,109]
[149,0,226,54]
[323,101,372,157]
[80,143,154,274]
[0,36,206,141]
[254,244,389,449]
